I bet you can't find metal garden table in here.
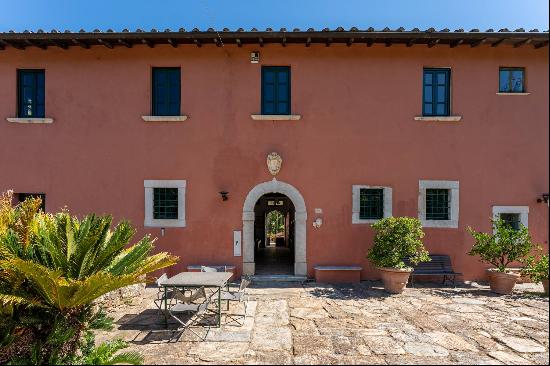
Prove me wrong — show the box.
[160,271,233,328]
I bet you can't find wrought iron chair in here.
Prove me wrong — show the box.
[220,276,252,326]
[169,287,211,341]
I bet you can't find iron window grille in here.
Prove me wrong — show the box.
[426,189,450,220]
[359,189,384,220]
[153,188,178,220]
[17,69,45,118]
[499,67,525,93]
[423,68,451,116]
[261,66,291,115]
[499,213,521,230]
[152,67,181,116]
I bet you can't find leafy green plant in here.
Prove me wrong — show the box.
[367,217,430,269]
[0,190,178,364]
[79,339,143,365]
[467,218,535,273]
[522,254,549,283]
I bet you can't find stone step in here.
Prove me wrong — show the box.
[250,274,309,283]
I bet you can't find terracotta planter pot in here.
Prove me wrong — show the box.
[378,267,413,294]
[542,280,549,295]
[487,269,520,295]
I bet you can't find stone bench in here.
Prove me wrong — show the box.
[314,266,362,284]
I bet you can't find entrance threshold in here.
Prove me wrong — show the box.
[250,274,309,283]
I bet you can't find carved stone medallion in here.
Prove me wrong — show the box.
[266,152,282,176]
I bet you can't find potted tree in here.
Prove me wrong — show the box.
[522,254,549,295]
[467,218,534,295]
[367,217,430,294]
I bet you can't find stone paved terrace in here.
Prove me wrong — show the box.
[95,281,549,365]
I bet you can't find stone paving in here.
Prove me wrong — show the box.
[95,281,549,365]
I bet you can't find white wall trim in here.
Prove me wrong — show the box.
[352,185,393,224]
[242,178,307,276]
[141,115,188,122]
[250,114,302,121]
[144,180,186,228]
[418,180,459,228]
[414,116,462,122]
[492,205,529,229]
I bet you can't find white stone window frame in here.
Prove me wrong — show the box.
[492,206,529,232]
[352,185,393,224]
[418,180,459,228]
[144,180,186,228]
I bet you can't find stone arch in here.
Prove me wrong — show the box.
[242,179,307,276]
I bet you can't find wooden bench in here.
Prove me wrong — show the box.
[404,255,462,286]
[313,266,362,284]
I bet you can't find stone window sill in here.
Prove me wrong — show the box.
[495,92,530,96]
[142,115,188,122]
[251,114,302,121]
[421,219,459,229]
[414,116,462,122]
[7,117,54,124]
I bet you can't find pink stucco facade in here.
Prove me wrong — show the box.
[1,42,548,280]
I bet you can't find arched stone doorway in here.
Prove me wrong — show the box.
[242,179,307,276]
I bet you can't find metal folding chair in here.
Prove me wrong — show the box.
[220,276,251,326]
[169,287,211,341]
[153,273,174,316]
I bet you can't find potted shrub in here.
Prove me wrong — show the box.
[467,218,534,295]
[522,254,549,295]
[367,217,430,294]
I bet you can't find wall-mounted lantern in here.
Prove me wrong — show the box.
[219,191,229,201]
[537,193,549,205]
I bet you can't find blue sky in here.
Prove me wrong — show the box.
[1,0,548,32]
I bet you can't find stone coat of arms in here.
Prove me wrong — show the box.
[266,152,282,176]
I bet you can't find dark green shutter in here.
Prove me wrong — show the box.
[262,66,290,115]
[152,68,181,116]
[423,69,450,116]
[17,70,45,118]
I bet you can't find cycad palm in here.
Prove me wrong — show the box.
[0,191,178,363]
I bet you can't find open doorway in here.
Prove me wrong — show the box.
[253,193,295,275]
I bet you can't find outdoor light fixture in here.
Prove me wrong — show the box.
[219,191,229,201]
[537,193,549,205]
[160,228,165,237]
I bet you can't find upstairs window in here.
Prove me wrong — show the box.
[423,68,450,116]
[359,188,384,220]
[17,70,45,118]
[261,66,290,115]
[152,67,181,116]
[499,67,525,93]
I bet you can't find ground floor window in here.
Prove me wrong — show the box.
[144,180,186,227]
[352,185,393,224]
[418,180,459,228]
[492,206,529,231]
[17,193,46,211]
[426,188,450,220]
